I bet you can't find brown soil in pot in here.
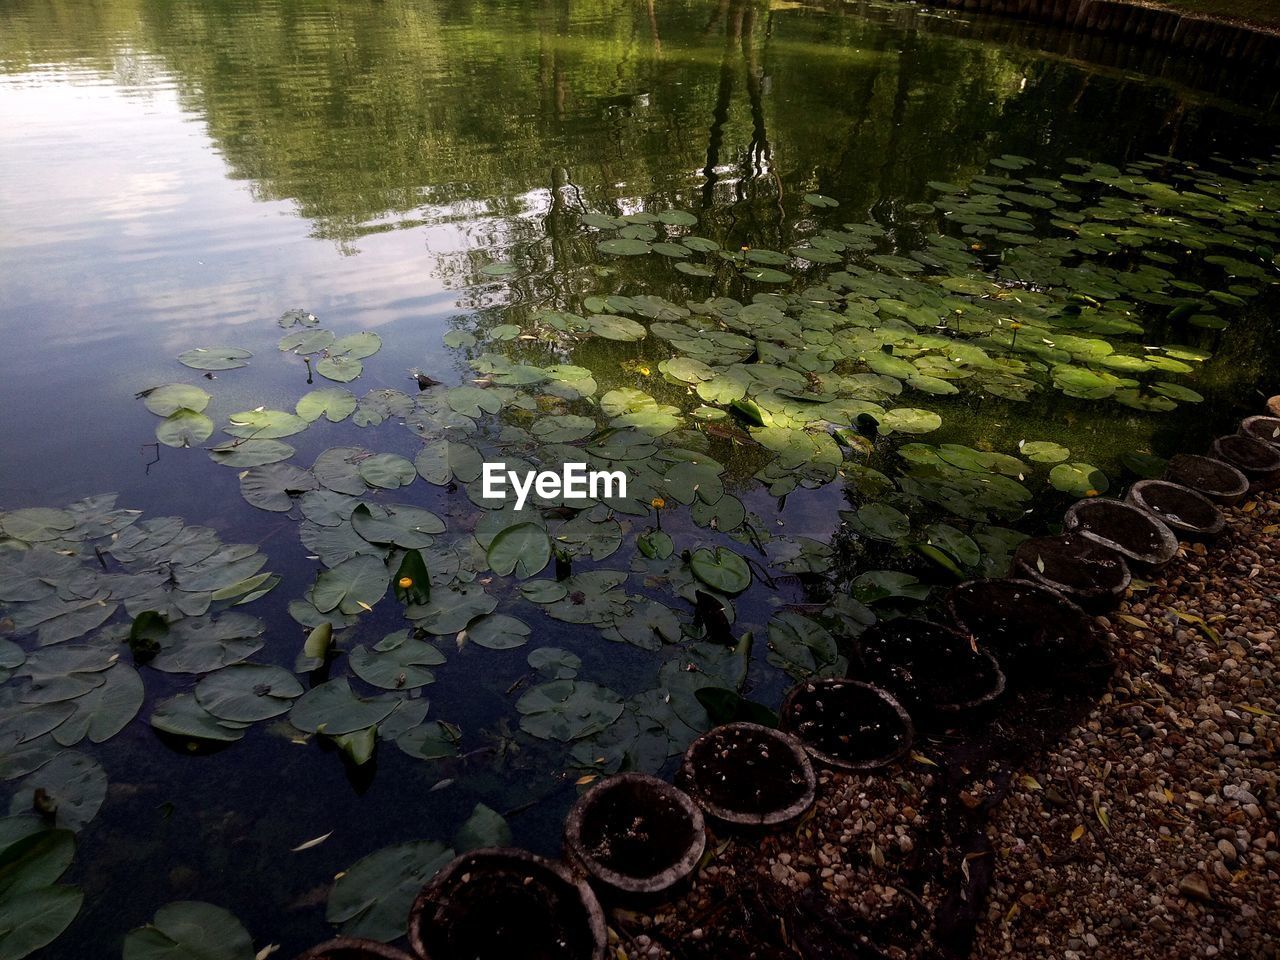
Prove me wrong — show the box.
[1126,479,1223,539]
[1012,532,1130,609]
[678,722,815,826]
[854,618,1005,714]
[779,678,913,771]
[1209,433,1280,479]
[565,773,704,896]
[408,848,605,960]
[1063,497,1178,567]
[1163,453,1248,505]
[946,578,1104,673]
[1239,414,1280,448]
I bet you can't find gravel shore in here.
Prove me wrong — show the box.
[622,497,1279,959]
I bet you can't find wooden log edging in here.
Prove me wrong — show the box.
[908,0,1280,68]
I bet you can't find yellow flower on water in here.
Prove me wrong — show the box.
[398,577,414,589]
[1085,489,1100,497]
[638,365,651,376]
[1009,322,1024,330]
[650,498,666,510]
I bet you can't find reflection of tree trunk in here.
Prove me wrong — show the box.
[742,3,768,186]
[647,0,662,55]
[875,26,915,223]
[701,1,743,209]
[545,166,574,309]
[703,0,730,37]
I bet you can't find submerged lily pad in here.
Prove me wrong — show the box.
[516,680,623,741]
[326,840,454,942]
[9,752,107,832]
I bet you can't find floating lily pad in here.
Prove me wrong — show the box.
[194,663,303,723]
[156,410,214,449]
[487,522,551,578]
[316,356,364,383]
[207,440,295,468]
[224,409,309,440]
[296,387,358,423]
[516,680,623,741]
[177,347,251,371]
[358,454,416,489]
[239,463,318,512]
[598,238,652,256]
[408,584,496,634]
[311,556,388,615]
[289,679,400,736]
[9,752,106,832]
[140,384,211,417]
[464,614,531,650]
[689,547,751,595]
[1019,440,1070,463]
[1049,462,1109,497]
[349,632,445,689]
[326,841,454,942]
[122,901,253,960]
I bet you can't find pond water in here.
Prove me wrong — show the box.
[1,0,1278,955]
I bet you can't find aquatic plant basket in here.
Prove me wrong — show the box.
[946,578,1103,671]
[1209,434,1280,485]
[1126,479,1224,541]
[563,772,706,898]
[407,848,607,960]
[677,722,816,827]
[854,618,1005,715]
[1163,453,1249,506]
[779,678,914,771]
[1012,532,1130,611]
[1063,497,1179,568]
[296,940,417,960]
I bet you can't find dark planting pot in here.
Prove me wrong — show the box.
[1240,415,1280,449]
[407,848,606,960]
[854,618,1005,716]
[1012,532,1130,612]
[946,578,1103,672]
[1209,434,1280,485]
[1063,497,1178,569]
[677,722,816,827]
[1126,479,1224,541]
[1163,453,1249,506]
[295,940,416,960]
[779,678,913,771]
[563,773,705,899]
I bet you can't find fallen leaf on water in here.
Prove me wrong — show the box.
[576,774,598,786]
[256,946,281,960]
[291,831,333,852]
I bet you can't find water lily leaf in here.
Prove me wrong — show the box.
[392,550,430,606]
[331,332,382,359]
[637,530,674,560]
[140,384,211,417]
[520,580,567,604]
[853,503,910,542]
[479,262,519,277]
[122,901,253,960]
[803,193,839,208]
[1019,440,1070,463]
[357,453,416,490]
[239,464,318,512]
[156,410,214,449]
[674,262,714,278]
[852,570,929,605]
[51,664,144,746]
[351,503,443,548]
[316,356,363,383]
[177,347,251,371]
[454,803,512,852]
[207,440,295,468]
[741,267,791,284]
[150,614,265,674]
[0,509,74,543]
[586,314,646,342]
[516,680,623,741]
[689,547,751,594]
[446,386,502,418]
[922,523,981,568]
[278,329,335,356]
[0,886,83,960]
[464,613,530,650]
[296,623,332,673]
[487,522,551,578]
[194,663,302,723]
[600,598,680,651]
[311,556,388,615]
[530,415,596,443]
[349,632,444,689]
[767,611,840,679]
[597,238,651,256]
[296,387,357,423]
[408,584,496,634]
[289,679,400,736]
[528,647,581,679]
[326,841,454,942]
[9,752,106,832]
[880,408,942,435]
[224,409,308,440]
[395,721,458,760]
[1048,462,1109,496]
[314,447,369,495]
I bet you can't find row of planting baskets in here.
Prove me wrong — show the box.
[293,412,1275,960]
